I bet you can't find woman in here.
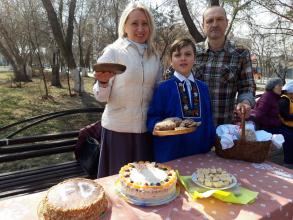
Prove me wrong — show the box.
[252,78,293,168]
[93,2,161,177]
[251,78,283,128]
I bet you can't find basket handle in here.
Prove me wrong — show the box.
[240,106,246,140]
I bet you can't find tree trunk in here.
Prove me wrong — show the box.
[41,1,70,66]
[36,51,49,99]
[41,0,83,94]
[84,42,92,73]
[51,49,62,87]
[78,28,85,69]
[0,39,31,82]
[210,0,220,6]
[177,0,205,43]
[71,68,84,93]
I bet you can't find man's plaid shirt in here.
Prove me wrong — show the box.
[165,39,256,126]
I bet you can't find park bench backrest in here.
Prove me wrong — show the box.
[0,107,103,199]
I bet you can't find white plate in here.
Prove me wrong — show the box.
[191,172,237,190]
[115,181,179,206]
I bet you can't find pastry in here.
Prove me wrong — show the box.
[195,168,234,188]
[155,118,201,131]
[154,120,176,131]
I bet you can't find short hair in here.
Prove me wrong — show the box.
[118,2,156,57]
[265,78,283,91]
[202,6,227,23]
[169,38,196,59]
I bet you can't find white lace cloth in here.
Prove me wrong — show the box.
[216,122,285,150]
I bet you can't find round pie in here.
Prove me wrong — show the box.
[39,178,108,220]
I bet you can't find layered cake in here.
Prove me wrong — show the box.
[39,178,108,220]
[118,161,177,202]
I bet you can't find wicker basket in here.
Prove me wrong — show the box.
[215,108,272,163]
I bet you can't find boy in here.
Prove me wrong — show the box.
[147,38,215,162]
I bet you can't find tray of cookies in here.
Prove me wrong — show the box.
[153,117,201,136]
[191,167,237,190]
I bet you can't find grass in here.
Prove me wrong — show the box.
[0,71,104,172]
[0,71,103,135]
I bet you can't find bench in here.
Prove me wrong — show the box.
[0,107,104,199]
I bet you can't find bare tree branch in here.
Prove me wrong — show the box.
[41,0,76,69]
[226,1,252,37]
[252,0,293,22]
[177,0,204,42]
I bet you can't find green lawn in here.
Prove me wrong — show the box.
[0,71,103,136]
[0,71,103,172]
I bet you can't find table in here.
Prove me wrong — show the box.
[0,152,292,220]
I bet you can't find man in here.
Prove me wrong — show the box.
[194,6,255,126]
[165,6,255,126]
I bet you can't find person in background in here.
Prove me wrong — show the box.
[251,78,293,169]
[251,78,283,128]
[147,38,215,163]
[165,6,256,126]
[279,81,293,167]
[93,2,161,177]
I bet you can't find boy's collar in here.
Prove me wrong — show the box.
[174,71,195,82]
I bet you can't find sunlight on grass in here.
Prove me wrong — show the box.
[0,71,101,126]
[0,71,103,172]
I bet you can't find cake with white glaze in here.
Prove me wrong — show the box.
[39,178,108,220]
[118,161,177,202]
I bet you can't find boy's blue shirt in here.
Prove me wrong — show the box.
[147,76,216,162]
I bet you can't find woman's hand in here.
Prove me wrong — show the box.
[94,71,115,86]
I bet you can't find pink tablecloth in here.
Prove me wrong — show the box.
[0,152,292,220]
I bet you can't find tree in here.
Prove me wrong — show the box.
[210,0,220,5]
[177,0,255,42]
[177,0,205,42]
[41,0,77,70]
[89,0,128,66]
[244,0,292,81]
[74,0,108,76]
[51,48,62,87]
[0,0,32,82]
[24,0,51,97]
[252,0,293,24]
[41,0,82,95]
[152,5,190,69]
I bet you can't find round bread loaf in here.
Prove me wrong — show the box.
[39,178,108,220]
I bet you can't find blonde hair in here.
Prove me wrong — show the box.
[118,2,157,57]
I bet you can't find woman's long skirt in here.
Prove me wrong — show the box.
[97,127,153,178]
